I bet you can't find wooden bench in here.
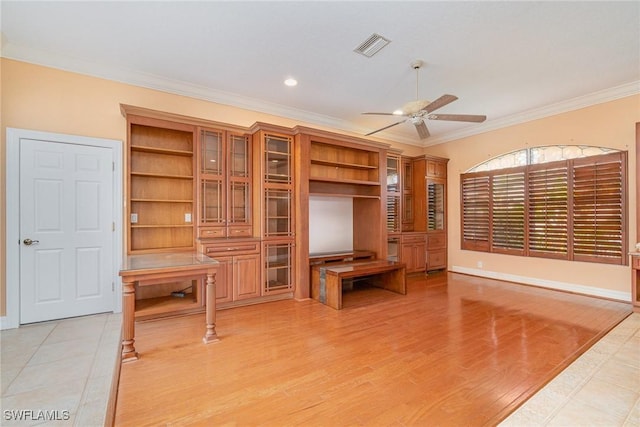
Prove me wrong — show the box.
[311,260,406,310]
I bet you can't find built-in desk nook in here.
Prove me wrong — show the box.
[311,259,406,310]
[119,252,219,362]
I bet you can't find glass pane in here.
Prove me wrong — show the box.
[229,182,249,223]
[386,195,400,232]
[387,238,400,262]
[201,130,223,175]
[403,194,413,223]
[428,182,445,231]
[265,135,291,183]
[403,161,413,191]
[229,135,249,178]
[387,157,399,192]
[265,189,291,236]
[265,243,292,292]
[201,180,223,223]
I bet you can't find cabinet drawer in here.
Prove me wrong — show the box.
[632,255,640,270]
[402,234,426,243]
[227,226,252,238]
[203,241,260,255]
[198,227,226,239]
[427,234,446,249]
[427,249,446,270]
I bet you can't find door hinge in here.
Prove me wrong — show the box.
[112,162,115,171]
[112,222,115,231]
[112,282,115,292]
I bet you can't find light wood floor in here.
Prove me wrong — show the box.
[115,272,631,426]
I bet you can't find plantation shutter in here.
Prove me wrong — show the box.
[491,170,526,254]
[461,174,490,251]
[571,152,626,265]
[527,163,569,259]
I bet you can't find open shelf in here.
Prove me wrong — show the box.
[135,294,204,321]
[131,145,192,156]
[131,198,193,203]
[131,172,194,180]
[310,159,378,170]
[310,176,380,186]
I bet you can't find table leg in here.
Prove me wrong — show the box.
[121,279,139,362]
[203,271,219,344]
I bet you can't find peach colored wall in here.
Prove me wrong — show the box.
[1,59,636,317]
[0,58,421,316]
[425,95,639,296]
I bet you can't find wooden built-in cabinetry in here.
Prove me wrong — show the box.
[197,128,252,239]
[386,154,448,273]
[122,104,449,314]
[254,129,296,297]
[127,116,196,253]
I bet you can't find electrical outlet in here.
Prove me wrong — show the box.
[477,261,483,269]
[185,213,192,223]
[130,213,138,224]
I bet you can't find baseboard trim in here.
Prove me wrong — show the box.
[450,266,631,302]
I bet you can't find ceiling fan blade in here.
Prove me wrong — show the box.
[428,113,487,122]
[362,112,398,116]
[414,120,430,139]
[365,119,406,136]
[423,94,458,113]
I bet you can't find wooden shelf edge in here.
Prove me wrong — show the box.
[309,192,380,199]
[131,145,193,156]
[310,159,378,170]
[131,199,193,203]
[131,172,194,180]
[131,224,194,228]
[309,177,380,186]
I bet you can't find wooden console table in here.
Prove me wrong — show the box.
[119,252,219,362]
[311,260,406,310]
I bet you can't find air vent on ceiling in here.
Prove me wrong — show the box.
[354,33,391,58]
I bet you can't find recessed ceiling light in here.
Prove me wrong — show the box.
[284,78,298,87]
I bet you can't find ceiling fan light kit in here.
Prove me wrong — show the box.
[363,60,487,139]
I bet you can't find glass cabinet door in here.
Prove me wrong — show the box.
[264,134,292,184]
[229,182,249,224]
[201,180,224,224]
[427,181,445,231]
[229,134,249,178]
[387,156,400,192]
[201,130,223,175]
[265,189,292,237]
[264,242,294,294]
[386,194,401,232]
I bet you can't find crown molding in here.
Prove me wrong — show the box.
[423,80,640,147]
[3,42,638,150]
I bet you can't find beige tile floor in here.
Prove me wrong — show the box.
[501,312,640,427]
[1,312,638,426]
[0,313,121,426]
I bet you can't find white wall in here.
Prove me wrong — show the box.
[309,196,353,254]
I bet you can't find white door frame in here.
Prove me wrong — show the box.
[3,128,123,329]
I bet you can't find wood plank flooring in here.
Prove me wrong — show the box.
[115,272,631,426]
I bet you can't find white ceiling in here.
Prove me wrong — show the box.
[2,1,639,147]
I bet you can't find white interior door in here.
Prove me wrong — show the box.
[19,138,114,324]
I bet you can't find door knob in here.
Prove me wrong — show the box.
[23,238,39,246]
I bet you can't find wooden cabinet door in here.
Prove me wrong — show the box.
[233,253,261,300]
[214,256,233,303]
[415,243,426,272]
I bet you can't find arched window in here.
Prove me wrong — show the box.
[467,145,618,172]
[461,146,627,265]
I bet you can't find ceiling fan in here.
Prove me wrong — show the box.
[363,60,487,139]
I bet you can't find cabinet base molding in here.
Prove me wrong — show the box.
[217,292,293,310]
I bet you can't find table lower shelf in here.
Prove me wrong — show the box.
[135,294,205,321]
